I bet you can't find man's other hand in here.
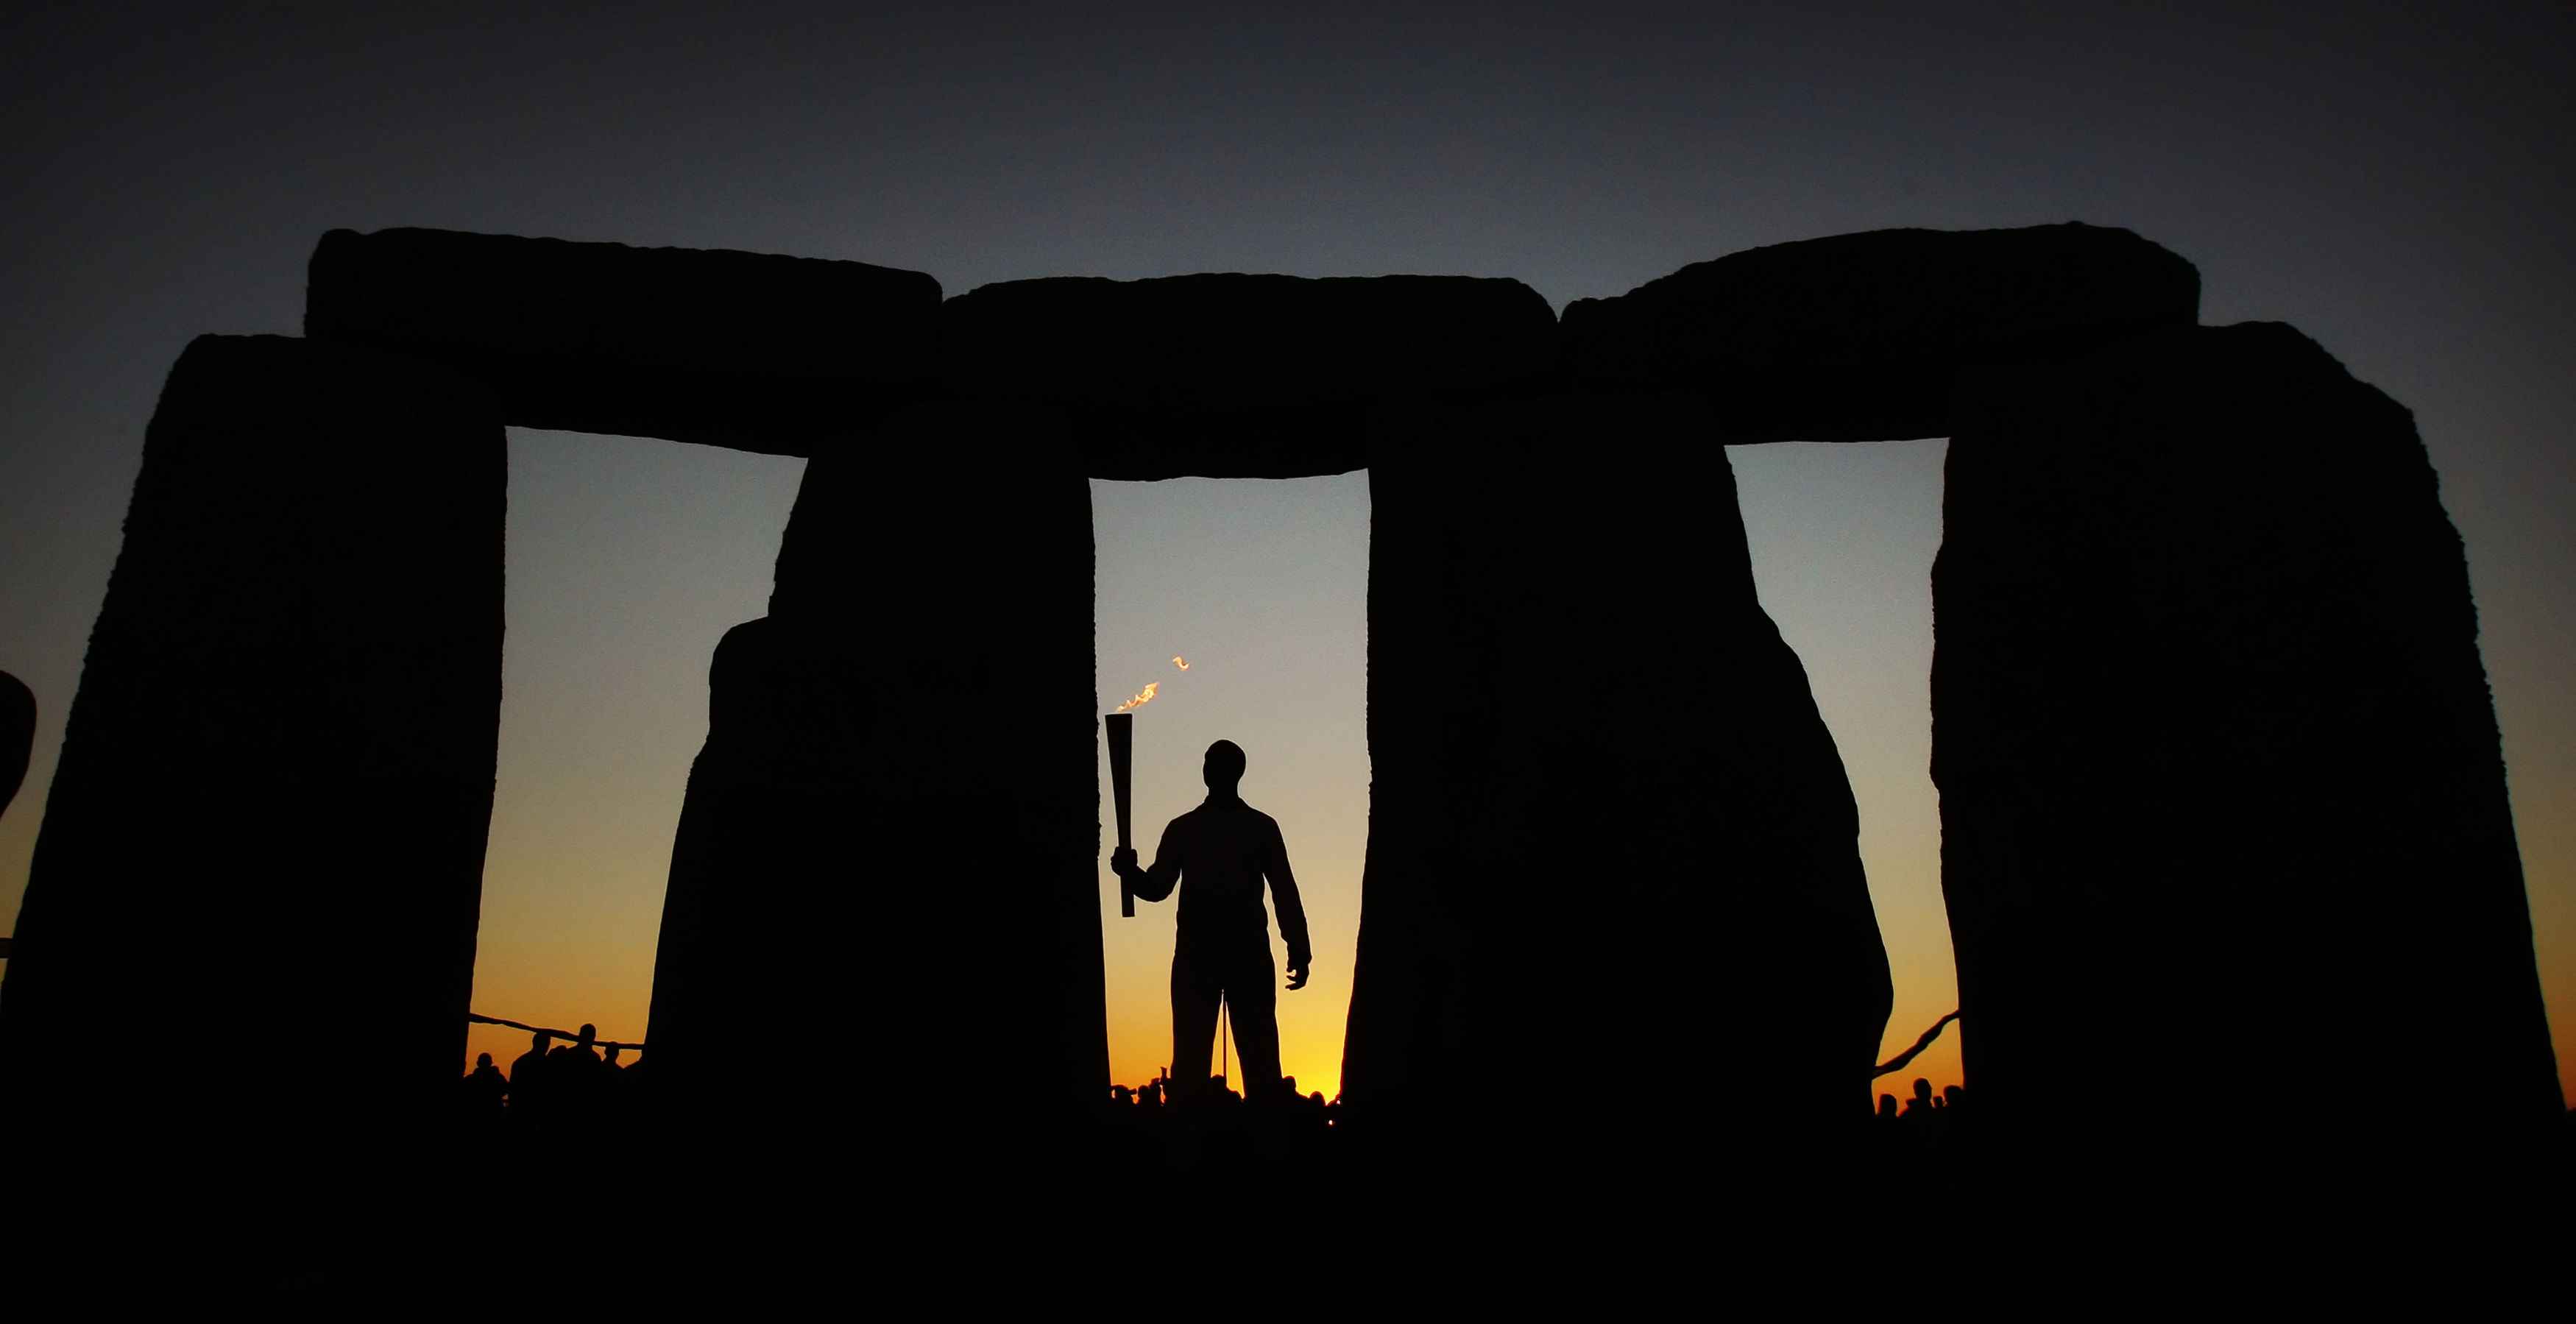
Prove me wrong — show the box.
[1286,962,1310,991]
[1110,846,1138,877]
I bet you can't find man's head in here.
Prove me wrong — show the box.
[1203,740,1246,796]
[531,1031,551,1052]
[577,1023,598,1048]
[478,1052,493,1069]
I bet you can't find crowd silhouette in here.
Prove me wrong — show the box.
[460,1030,1976,1166]
[1102,1069,1341,1169]
[461,1023,653,1147]
[450,1014,2012,1208]
[457,1023,1342,1174]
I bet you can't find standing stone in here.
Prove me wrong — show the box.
[646,402,1102,1180]
[0,336,506,1159]
[1345,392,1892,1189]
[1933,322,2564,1197]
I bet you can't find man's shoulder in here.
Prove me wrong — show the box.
[1166,800,1278,838]
[1219,801,1285,840]
[1178,799,1276,821]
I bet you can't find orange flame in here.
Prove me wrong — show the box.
[1111,657,1189,713]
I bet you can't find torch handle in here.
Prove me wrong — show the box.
[1106,712,1135,918]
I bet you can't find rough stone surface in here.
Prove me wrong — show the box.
[646,401,1102,1172]
[305,227,943,453]
[0,335,506,1155]
[941,272,1558,479]
[1561,222,2201,443]
[1344,391,1892,1183]
[1933,322,2563,1195]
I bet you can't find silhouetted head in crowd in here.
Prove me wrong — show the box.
[1912,1078,1933,1107]
[1943,1084,1964,1108]
[1878,1094,1898,1120]
[577,1024,598,1051]
[604,1044,623,1067]
[532,1031,551,1053]
[477,1052,493,1069]
[1204,740,1245,799]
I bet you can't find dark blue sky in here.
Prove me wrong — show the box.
[3,4,2569,1091]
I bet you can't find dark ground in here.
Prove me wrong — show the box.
[5,1086,2569,1314]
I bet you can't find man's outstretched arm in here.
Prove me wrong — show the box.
[1264,819,1313,991]
[1111,822,1183,903]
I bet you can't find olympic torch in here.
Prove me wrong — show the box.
[1107,662,1182,919]
[1106,710,1136,918]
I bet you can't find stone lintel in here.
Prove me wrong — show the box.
[1563,222,2202,443]
[941,272,1560,480]
[305,227,944,454]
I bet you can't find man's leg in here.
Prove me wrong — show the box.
[1223,941,1283,1101]
[1170,943,1223,1097]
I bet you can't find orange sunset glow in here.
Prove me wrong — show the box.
[452,448,1967,1105]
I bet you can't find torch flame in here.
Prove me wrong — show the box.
[1110,657,1189,713]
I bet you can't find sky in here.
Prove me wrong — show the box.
[1,4,2570,1104]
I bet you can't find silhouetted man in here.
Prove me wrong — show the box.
[464,1052,509,1138]
[551,1023,606,1128]
[464,1052,508,1111]
[509,1031,553,1132]
[1112,740,1311,1106]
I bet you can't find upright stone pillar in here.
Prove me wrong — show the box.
[0,336,506,1158]
[1345,392,1892,1185]
[1933,322,2563,1197]
[647,402,1102,1176]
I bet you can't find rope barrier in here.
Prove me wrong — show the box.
[469,1012,643,1053]
[1872,1010,1958,1080]
[465,1006,1942,1079]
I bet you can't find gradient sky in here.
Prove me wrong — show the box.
[1,4,2569,1103]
